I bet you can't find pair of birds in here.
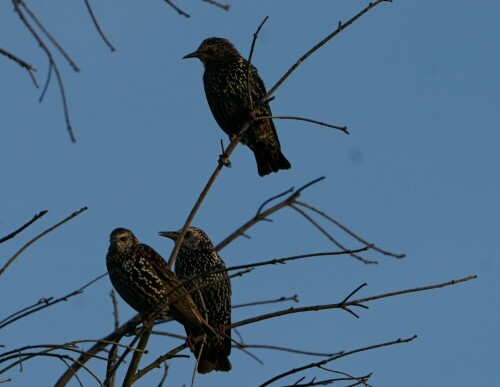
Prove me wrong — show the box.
[107,226,231,374]
[106,37,287,374]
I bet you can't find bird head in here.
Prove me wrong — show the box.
[109,228,138,252]
[183,37,240,65]
[159,227,213,251]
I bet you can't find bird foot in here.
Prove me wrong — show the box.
[218,153,232,168]
[218,139,232,168]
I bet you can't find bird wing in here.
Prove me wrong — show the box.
[138,243,208,331]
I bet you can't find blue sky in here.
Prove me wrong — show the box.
[1,0,499,386]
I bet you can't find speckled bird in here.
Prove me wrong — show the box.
[106,228,215,339]
[184,37,291,177]
[159,227,232,373]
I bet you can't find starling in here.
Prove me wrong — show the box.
[184,37,291,177]
[159,227,232,373]
[106,228,215,340]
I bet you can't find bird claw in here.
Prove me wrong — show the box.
[219,153,232,168]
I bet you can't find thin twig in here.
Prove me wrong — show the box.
[105,290,120,387]
[290,204,376,264]
[0,272,106,329]
[295,201,405,259]
[0,47,38,87]
[157,363,169,387]
[133,342,188,383]
[0,207,88,277]
[0,210,47,244]
[246,16,269,110]
[265,0,390,100]
[260,335,414,386]
[257,116,348,134]
[12,0,77,142]
[83,0,116,51]
[236,343,341,358]
[0,352,103,385]
[203,0,230,11]
[216,177,325,251]
[17,0,80,71]
[162,0,190,17]
[233,294,299,309]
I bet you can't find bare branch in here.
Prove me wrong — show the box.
[216,177,325,251]
[232,275,477,330]
[12,0,77,142]
[295,201,405,259]
[55,315,142,386]
[83,0,116,51]
[133,342,188,384]
[236,343,341,358]
[17,0,80,71]
[257,115,348,134]
[0,210,47,244]
[0,47,38,87]
[162,0,190,18]
[0,207,88,277]
[284,369,372,387]
[290,204,376,264]
[157,363,169,387]
[0,272,106,329]
[233,294,299,309]
[246,16,269,110]
[123,319,153,387]
[265,0,390,100]
[260,335,414,387]
[203,0,230,11]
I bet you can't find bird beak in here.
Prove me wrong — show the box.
[183,50,201,59]
[158,231,179,241]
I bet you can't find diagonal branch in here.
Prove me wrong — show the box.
[83,0,116,51]
[0,210,47,244]
[0,207,88,277]
[289,204,376,264]
[162,0,190,17]
[0,273,106,329]
[216,177,325,251]
[0,47,38,87]
[265,0,391,100]
[295,200,405,259]
[203,0,230,11]
[261,335,409,386]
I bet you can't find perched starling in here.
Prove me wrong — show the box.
[159,227,232,373]
[106,228,215,339]
[184,37,291,177]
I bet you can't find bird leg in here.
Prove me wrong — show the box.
[218,139,232,168]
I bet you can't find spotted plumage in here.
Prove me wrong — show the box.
[106,228,214,338]
[159,227,232,373]
[184,37,291,176]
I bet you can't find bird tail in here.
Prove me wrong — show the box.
[254,146,291,177]
[196,341,232,374]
